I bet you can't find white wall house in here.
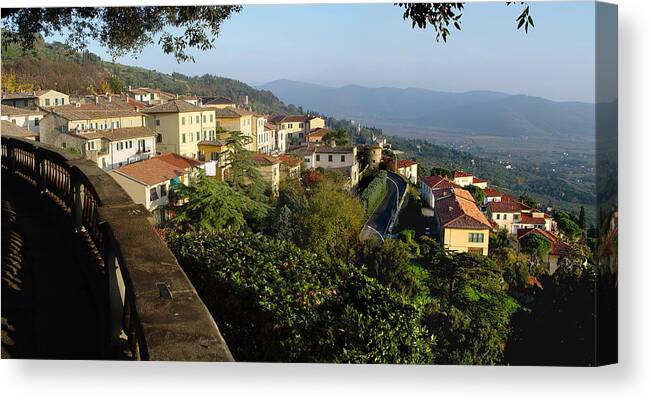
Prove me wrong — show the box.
[420,175,457,209]
[292,144,360,187]
[1,105,44,134]
[396,159,418,184]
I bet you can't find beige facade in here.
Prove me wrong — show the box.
[143,100,217,159]
[442,227,490,256]
[214,107,256,152]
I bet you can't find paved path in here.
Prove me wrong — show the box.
[360,172,407,241]
[1,180,102,359]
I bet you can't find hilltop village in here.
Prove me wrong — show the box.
[1,87,582,275]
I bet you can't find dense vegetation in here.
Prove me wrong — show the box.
[360,170,388,216]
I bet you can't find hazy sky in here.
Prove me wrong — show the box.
[67,2,596,102]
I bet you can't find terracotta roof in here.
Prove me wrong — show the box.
[282,115,311,123]
[473,177,487,184]
[519,214,547,225]
[453,171,473,178]
[501,194,516,202]
[396,159,417,169]
[483,187,502,197]
[128,87,161,95]
[198,139,228,147]
[435,188,491,229]
[226,106,255,117]
[142,99,205,114]
[422,175,456,190]
[214,107,241,118]
[264,122,276,131]
[314,145,355,154]
[250,154,279,166]
[488,201,522,213]
[1,104,44,116]
[51,106,144,120]
[307,127,330,139]
[114,153,203,186]
[3,90,57,100]
[1,120,37,139]
[517,228,569,256]
[267,114,286,124]
[202,96,234,105]
[72,126,155,141]
[277,154,301,167]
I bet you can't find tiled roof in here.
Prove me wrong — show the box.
[473,177,487,184]
[517,228,569,256]
[267,114,286,124]
[435,188,491,229]
[142,99,205,114]
[227,107,256,117]
[72,126,156,141]
[483,187,502,197]
[307,127,330,138]
[314,145,355,154]
[3,90,54,100]
[51,106,144,120]
[198,139,228,147]
[282,115,311,123]
[250,154,279,166]
[1,120,37,139]
[277,154,302,167]
[114,153,203,186]
[453,171,473,178]
[519,214,547,225]
[264,122,277,131]
[214,107,241,118]
[396,159,417,169]
[488,201,522,213]
[1,104,44,116]
[202,96,234,105]
[422,175,456,189]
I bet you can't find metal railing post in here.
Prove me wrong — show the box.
[72,174,83,233]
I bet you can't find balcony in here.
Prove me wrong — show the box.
[1,137,233,361]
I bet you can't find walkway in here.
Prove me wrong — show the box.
[1,178,102,359]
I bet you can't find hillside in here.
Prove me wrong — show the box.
[1,35,299,116]
[259,79,596,138]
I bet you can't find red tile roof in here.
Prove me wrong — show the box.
[453,171,473,178]
[422,175,455,189]
[114,153,203,186]
[435,188,491,229]
[473,177,487,184]
[396,159,417,169]
[517,228,569,256]
[250,154,279,166]
[488,201,522,213]
[277,154,301,167]
[519,214,547,225]
[483,187,502,197]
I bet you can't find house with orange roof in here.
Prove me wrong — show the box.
[434,187,491,255]
[305,127,330,144]
[420,175,459,208]
[482,187,504,204]
[109,153,205,224]
[451,170,488,189]
[396,159,418,184]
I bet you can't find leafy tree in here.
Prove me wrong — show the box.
[358,238,417,297]
[520,233,551,262]
[489,228,511,252]
[167,229,433,363]
[465,184,484,204]
[555,210,582,238]
[169,173,269,233]
[361,170,387,214]
[323,127,352,146]
[296,182,365,264]
[419,249,518,364]
[301,169,322,188]
[430,166,452,179]
[1,69,35,92]
[97,79,112,94]
[1,6,242,62]
[107,75,124,93]
[225,130,268,201]
[396,2,534,42]
[518,193,537,209]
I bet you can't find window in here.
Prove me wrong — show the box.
[182,117,186,125]
[182,133,186,143]
[11,119,16,124]
[61,97,65,105]
[150,187,159,201]
[288,123,293,129]
[34,117,40,126]
[160,184,167,197]
[304,157,310,163]
[196,132,200,141]
[45,98,51,106]
[128,141,133,149]
[328,155,333,162]
[299,123,304,128]
[496,214,500,220]
[54,98,59,106]
[195,116,200,124]
[211,152,220,161]
[316,154,320,162]
[341,155,345,162]
[210,114,213,122]
[203,115,206,123]
[468,233,485,243]
[157,134,162,143]
[156,119,161,126]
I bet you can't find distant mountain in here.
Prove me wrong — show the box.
[259,79,595,138]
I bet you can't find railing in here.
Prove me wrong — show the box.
[1,137,233,361]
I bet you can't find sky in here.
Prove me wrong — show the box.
[58,2,596,102]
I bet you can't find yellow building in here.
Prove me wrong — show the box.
[142,99,217,159]
[2,89,69,108]
[434,188,491,255]
[214,107,256,152]
[201,96,237,109]
[271,115,326,143]
[39,105,146,145]
[197,139,232,181]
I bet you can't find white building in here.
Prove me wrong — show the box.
[396,159,418,184]
[420,175,458,209]
[1,105,44,134]
[291,144,359,187]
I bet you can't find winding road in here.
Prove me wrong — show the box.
[360,171,407,241]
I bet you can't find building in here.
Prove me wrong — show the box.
[1,105,44,134]
[433,188,491,255]
[277,154,302,180]
[197,138,231,181]
[450,171,489,189]
[471,177,488,189]
[420,175,458,209]
[126,87,163,105]
[39,105,147,145]
[253,114,274,154]
[109,153,205,224]
[2,89,69,108]
[1,120,38,140]
[201,96,237,109]
[482,187,504,205]
[274,115,326,143]
[291,144,359,187]
[213,107,256,152]
[142,99,217,159]
[396,159,418,184]
[487,201,555,234]
[250,154,280,196]
[305,127,330,144]
[265,122,287,154]
[367,144,383,169]
[517,228,570,274]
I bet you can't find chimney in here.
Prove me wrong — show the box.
[94,95,99,105]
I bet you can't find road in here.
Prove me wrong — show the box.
[360,171,407,241]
